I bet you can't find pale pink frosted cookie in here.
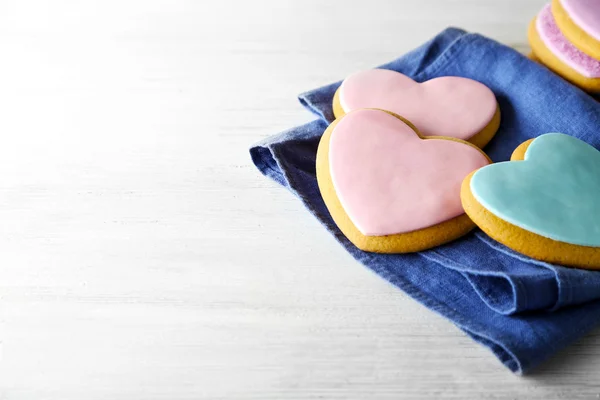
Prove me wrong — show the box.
[552,0,600,60]
[332,69,500,148]
[560,0,600,41]
[315,109,491,253]
[329,110,490,236]
[537,4,600,78]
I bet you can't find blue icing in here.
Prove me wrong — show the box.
[471,133,600,247]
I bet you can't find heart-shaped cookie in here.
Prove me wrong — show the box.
[529,4,600,92]
[316,108,491,253]
[461,133,600,269]
[553,0,600,60]
[333,69,500,148]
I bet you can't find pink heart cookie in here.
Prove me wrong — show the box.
[559,0,600,43]
[550,0,600,65]
[316,108,491,253]
[333,69,500,148]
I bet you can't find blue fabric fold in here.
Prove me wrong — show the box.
[250,28,600,374]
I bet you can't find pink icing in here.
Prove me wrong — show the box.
[329,109,490,236]
[537,4,600,78]
[560,0,600,41]
[338,69,497,140]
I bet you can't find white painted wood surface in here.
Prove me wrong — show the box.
[1,0,599,398]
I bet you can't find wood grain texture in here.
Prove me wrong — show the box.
[1,0,600,399]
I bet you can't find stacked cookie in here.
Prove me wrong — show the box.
[317,69,600,269]
[529,0,600,92]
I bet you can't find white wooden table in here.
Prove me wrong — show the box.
[1,0,599,398]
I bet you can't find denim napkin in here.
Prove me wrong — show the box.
[250,27,600,374]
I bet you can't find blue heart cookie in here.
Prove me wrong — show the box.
[461,133,600,269]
